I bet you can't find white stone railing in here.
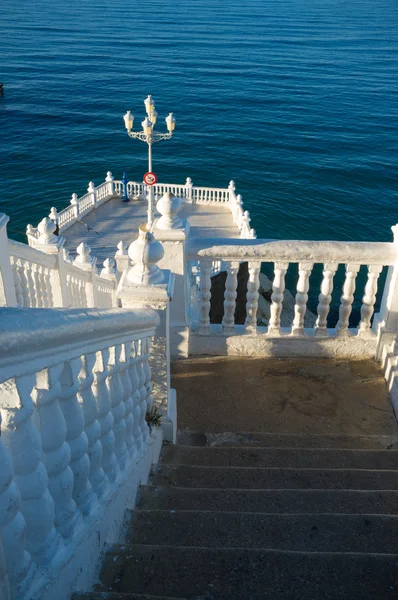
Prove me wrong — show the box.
[1,216,119,310]
[186,235,398,347]
[39,172,255,240]
[0,305,161,600]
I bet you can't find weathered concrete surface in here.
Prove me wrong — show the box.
[63,198,237,263]
[171,356,398,435]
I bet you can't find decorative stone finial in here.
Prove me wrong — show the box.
[228,180,236,191]
[105,171,114,182]
[26,224,37,237]
[49,207,59,224]
[186,177,192,185]
[37,217,58,245]
[74,242,95,270]
[101,258,117,279]
[70,193,78,205]
[127,225,165,284]
[392,224,398,244]
[156,192,183,230]
[116,240,129,256]
[87,181,95,193]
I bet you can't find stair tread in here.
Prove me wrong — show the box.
[98,545,398,599]
[161,445,398,469]
[178,431,398,449]
[138,485,398,514]
[73,593,186,600]
[152,463,398,490]
[127,510,398,553]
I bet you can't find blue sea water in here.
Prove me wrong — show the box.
[0,0,397,246]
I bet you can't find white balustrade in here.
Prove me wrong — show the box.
[187,235,397,340]
[0,306,160,600]
[222,261,239,333]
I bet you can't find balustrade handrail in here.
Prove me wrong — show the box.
[186,238,398,266]
[0,306,159,381]
[8,238,57,269]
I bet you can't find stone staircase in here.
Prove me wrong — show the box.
[73,430,398,600]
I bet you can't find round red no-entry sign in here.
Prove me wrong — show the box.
[143,172,157,186]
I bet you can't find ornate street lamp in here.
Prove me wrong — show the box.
[123,96,176,229]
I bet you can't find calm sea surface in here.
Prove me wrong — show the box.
[0,0,397,249]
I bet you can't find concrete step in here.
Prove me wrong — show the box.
[127,510,398,553]
[178,430,398,450]
[152,463,398,490]
[137,486,398,514]
[98,545,398,599]
[161,445,398,470]
[73,594,185,600]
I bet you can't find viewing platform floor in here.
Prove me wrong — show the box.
[63,197,238,262]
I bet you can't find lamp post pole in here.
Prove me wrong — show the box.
[123,96,176,230]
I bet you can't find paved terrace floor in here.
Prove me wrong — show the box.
[172,356,398,437]
[63,197,237,263]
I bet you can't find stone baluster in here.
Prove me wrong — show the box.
[359,265,383,336]
[315,263,338,336]
[0,531,11,600]
[127,340,143,457]
[136,339,150,444]
[143,337,153,404]
[105,171,115,196]
[198,260,212,334]
[16,259,30,306]
[0,414,34,597]
[11,259,24,306]
[74,242,98,307]
[1,376,59,565]
[119,343,135,459]
[70,193,79,219]
[185,177,193,202]
[222,261,239,333]
[32,365,79,539]
[115,241,130,273]
[292,262,314,336]
[88,181,96,207]
[58,359,93,515]
[24,261,37,307]
[107,345,128,470]
[268,262,288,335]
[336,263,360,336]
[77,354,106,497]
[32,263,44,307]
[92,349,117,483]
[245,261,261,332]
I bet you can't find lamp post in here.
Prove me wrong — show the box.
[123,95,176,230]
